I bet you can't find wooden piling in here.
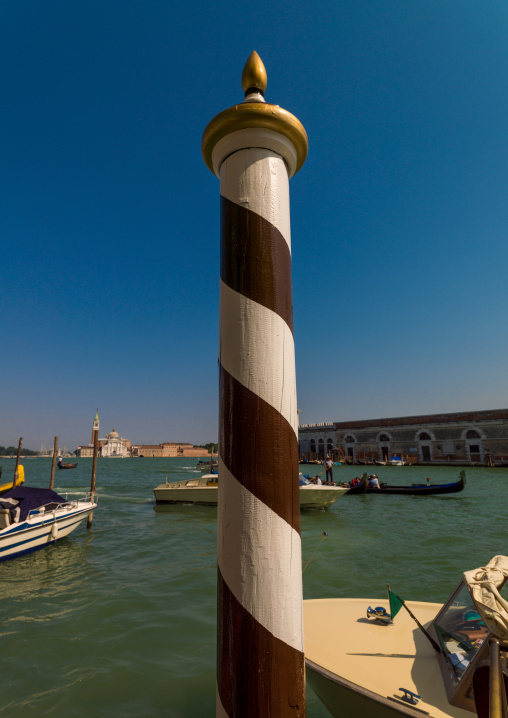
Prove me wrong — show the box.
[49,436,58,489]
[12,437,22,489]
[87,413,99,530]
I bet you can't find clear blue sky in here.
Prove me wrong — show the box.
[1,0,507,451]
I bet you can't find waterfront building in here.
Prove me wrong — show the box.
[299,408,508,466]
[130,443,207,458]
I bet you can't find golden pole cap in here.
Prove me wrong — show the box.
[202,52,308,177]
[241,51,267,96]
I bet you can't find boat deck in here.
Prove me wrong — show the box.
[304,598,472,718]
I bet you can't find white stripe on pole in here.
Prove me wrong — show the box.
[220,148,292,253]
[217,460,303,651]
[219,280,298,434]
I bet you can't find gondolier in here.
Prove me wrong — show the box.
[325,455,333,483]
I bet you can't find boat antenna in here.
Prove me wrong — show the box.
[303,532,328,573]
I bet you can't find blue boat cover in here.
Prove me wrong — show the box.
[0,486,67,523]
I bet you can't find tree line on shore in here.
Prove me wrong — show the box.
[0,447,38,456]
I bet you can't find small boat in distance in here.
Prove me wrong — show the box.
[57,458,78,470]
[0,479,97,562]
[343,471,466,496]
[153,473,348,509]
[304,555,508,718]
[195,458,218,473]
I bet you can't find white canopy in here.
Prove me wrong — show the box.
[464,555,508,640]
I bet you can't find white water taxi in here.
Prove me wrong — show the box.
[304,555,508,718]
[0,484,97,562]
[153,473,348,509]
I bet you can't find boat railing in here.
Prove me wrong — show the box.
[28,492,97,517]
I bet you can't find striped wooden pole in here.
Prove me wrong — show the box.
[202,52,308,717]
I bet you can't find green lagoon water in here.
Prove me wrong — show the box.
[0,457,506,717]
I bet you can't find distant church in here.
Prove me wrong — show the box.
[100,429,129,457]
[75,412,131,457]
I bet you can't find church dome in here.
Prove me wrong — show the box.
[109,429,119,439]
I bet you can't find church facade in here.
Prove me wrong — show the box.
[100,429,129,457]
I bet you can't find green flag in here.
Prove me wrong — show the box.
[387,585,404,621]
[386,584,441,653]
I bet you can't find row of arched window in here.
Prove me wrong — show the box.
[307,429,482,452]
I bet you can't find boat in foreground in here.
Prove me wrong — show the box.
[344,471,466,496]
[153,473,348,509]
[304,555,508,718]
[0,485,97,562]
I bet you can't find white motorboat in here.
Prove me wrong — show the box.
[304,555,508,718]
[390,456,406,466]
[0,484,97,562]
[153,473,348,509]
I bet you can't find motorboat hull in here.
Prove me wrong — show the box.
[153,485,218,505]
[306,660,412,718]
[0,501,96,562]
[304,598,471,718]
[153,479,348,509]
[299,485,348,508]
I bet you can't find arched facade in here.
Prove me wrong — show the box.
[415,429,436,463]
[461,427,485,463]
[376,432,392,462]
[343,434,357,460]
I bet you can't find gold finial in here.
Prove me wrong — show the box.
[241,51,267,96]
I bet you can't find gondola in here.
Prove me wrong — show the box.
[57,461,78,470]
[343,470,465,496]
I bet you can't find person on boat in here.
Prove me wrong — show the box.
[324,456,333,483]
[58,457,62,467]
[367,474,380,489]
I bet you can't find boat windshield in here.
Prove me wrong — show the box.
[433,582,489,685]
[299,475,311,486]
[432,557,508,712]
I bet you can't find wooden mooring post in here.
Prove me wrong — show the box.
[49,436,58,489]
[13,437,22,489]
[202,52,308,717]
[87,410,100,530]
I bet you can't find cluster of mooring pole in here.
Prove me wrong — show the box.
[202,52,308,717]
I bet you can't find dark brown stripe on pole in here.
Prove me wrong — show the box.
[221,195,294,333]
[220,366,300,530]
[217,568,306,717]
